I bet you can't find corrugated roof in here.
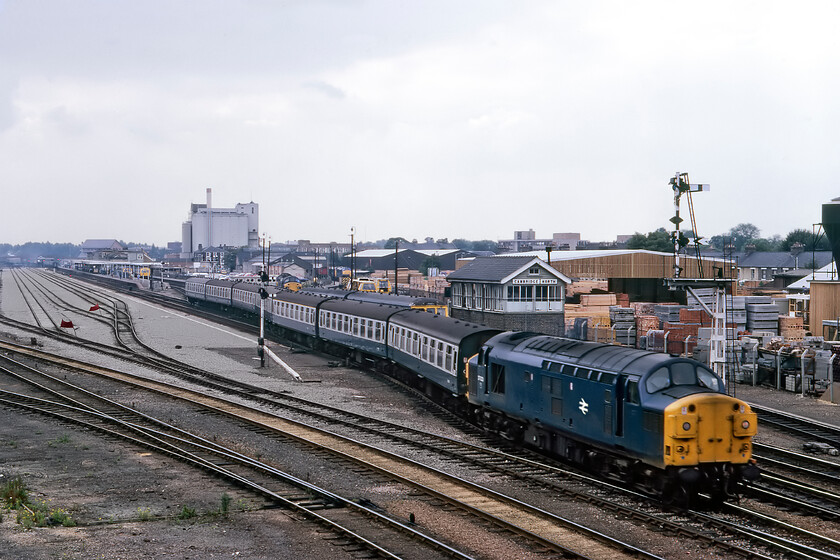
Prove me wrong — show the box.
[351,249,411,258]
[414,249,461,257]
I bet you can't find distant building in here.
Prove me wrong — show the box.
[702,248,833,284]
[446,256,570,336]
[181,188,259,257]
[78,239,149,262]
[498,230,586,253]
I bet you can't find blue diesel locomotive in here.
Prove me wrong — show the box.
[468,332,758,503]
[184,277,758,503]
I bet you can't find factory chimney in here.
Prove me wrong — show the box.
[207,188,212,249]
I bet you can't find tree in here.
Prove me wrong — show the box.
[625,228,673,252]
[727,223,760,251]
[781,229,831,251]
[384,237,409,249]
[223,249,238,272]
[452,239,499,253]
[419,255,442,275]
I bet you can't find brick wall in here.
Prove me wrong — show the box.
[451,309,566,337]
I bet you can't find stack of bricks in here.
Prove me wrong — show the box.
[636,315,660,338]
[678,308,712,327]
[663,322,699,356]
[779,316,805,341]
[631,302,656,316]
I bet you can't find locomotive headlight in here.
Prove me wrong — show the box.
[682,422,691,431]
[676,445,686,453]
[741,420,750,430]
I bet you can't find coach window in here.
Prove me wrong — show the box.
[375,323,382,342]
[412,332,419,354]
[422,337,429,360]
[367,321,373,339]
[437,342,444,367]
[352,318,359,336]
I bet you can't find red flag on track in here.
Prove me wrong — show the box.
[60,320,74,328]
[89,304,100,311]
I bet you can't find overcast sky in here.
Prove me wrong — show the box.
[1,1,838,247]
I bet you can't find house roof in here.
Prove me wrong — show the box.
[785,262,840,290]
[736,251,833,269]
[81,239,123,250]
[446,256,571,284]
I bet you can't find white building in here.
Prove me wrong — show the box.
[181,188,259,257]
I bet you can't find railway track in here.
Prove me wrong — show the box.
[0,344,659,560]
[5,338,837,559]
[0,358,470,560]
[7,268,840,558]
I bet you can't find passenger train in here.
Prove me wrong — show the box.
[185,277,759,504]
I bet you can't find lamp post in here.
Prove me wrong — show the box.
[393,239,399,294]
[350,226,356,283]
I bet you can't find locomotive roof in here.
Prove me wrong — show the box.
[390,310,500,343]
[508,333,682,377]
[320,298,404,320]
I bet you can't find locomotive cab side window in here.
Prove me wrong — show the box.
[490,363,506,394]
[626,380,640,404]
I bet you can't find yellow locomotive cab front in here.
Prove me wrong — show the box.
[663,394,756,468]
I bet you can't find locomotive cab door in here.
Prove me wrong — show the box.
[470,346,491,397]
[615,375,642,449]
